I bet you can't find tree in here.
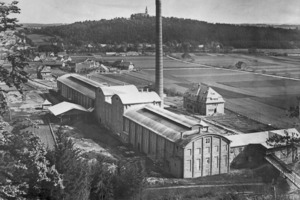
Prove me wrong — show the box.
[89,157,146,200]
[0,1,21,31]
[47,127,91,200]
[0,118,63,199]
[0,1,29,94]
[266,131,300,148]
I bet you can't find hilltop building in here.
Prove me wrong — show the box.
[183,83,225,116]
[131,6,150,19]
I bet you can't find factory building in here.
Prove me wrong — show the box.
[184,83,225,116]
[57,74,105,109]
[56,73,228,178]
[56,74,230,178]
[123,105,231,178]
[95,86,162,142]
[55,73,300,180]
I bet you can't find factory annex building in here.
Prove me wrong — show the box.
[57,74,105,109]
[56,74,230,178]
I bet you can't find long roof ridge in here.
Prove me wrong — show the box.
[144,105,196,129]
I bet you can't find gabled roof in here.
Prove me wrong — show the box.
[42,99,52,106]
[226,132,270,148]
[57,74,106,99]
[115,91,161,105]
[124,105,203,143]
[185,83,225,104]
[48,101,90,116]
[100,85,139,96]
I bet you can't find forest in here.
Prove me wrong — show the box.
[31,16,300,49]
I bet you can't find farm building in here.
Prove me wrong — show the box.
[95,85,162,142]
[123,105,231,178]
[183,83,225,116]
[57,74,106,109]
[37,66,52,80]
[75,59,100,73]
[112,60,135,71]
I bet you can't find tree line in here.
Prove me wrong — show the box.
[32,17,300,49]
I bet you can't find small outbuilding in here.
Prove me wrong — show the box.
[41,99,52,109]
[48,101,92,122]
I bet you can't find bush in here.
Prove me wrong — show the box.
[164,87,183,97]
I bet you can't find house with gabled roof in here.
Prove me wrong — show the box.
[183,83,225,116]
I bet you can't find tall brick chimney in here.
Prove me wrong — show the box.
[155,0,164,105]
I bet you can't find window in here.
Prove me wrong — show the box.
[239,147,243,152]
[123,119,125,131]
[224,155,228,166]
[196,148,201,154]
[223,144,228,151]
[215,156,219,168]
[206,147,210,153]
[215,146,219,152]
[205,138,210,143]
[186,160,192,171]
[187,149,192,155]
[197,159,201,170]
[206,157,210,164]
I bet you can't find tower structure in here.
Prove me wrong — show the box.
[155,0,164,105]
[145,6,148,15]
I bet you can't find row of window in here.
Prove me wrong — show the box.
[186,155,228,172]
[186,143,228,155]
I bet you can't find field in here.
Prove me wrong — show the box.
[26,34,54,46]
[103,53,300,129]
[103,56,202,69]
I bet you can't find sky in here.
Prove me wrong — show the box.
[3,0,300,24]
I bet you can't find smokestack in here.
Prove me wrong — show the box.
[155,0,164,105]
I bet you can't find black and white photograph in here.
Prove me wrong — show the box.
[1,0,300,199]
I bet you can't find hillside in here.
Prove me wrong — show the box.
[31,17,300,49]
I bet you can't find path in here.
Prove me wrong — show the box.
[145,182,265,191]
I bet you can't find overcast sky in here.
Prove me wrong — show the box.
[4,0,300,24]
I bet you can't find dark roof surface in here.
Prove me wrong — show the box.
[57,74,105,99]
